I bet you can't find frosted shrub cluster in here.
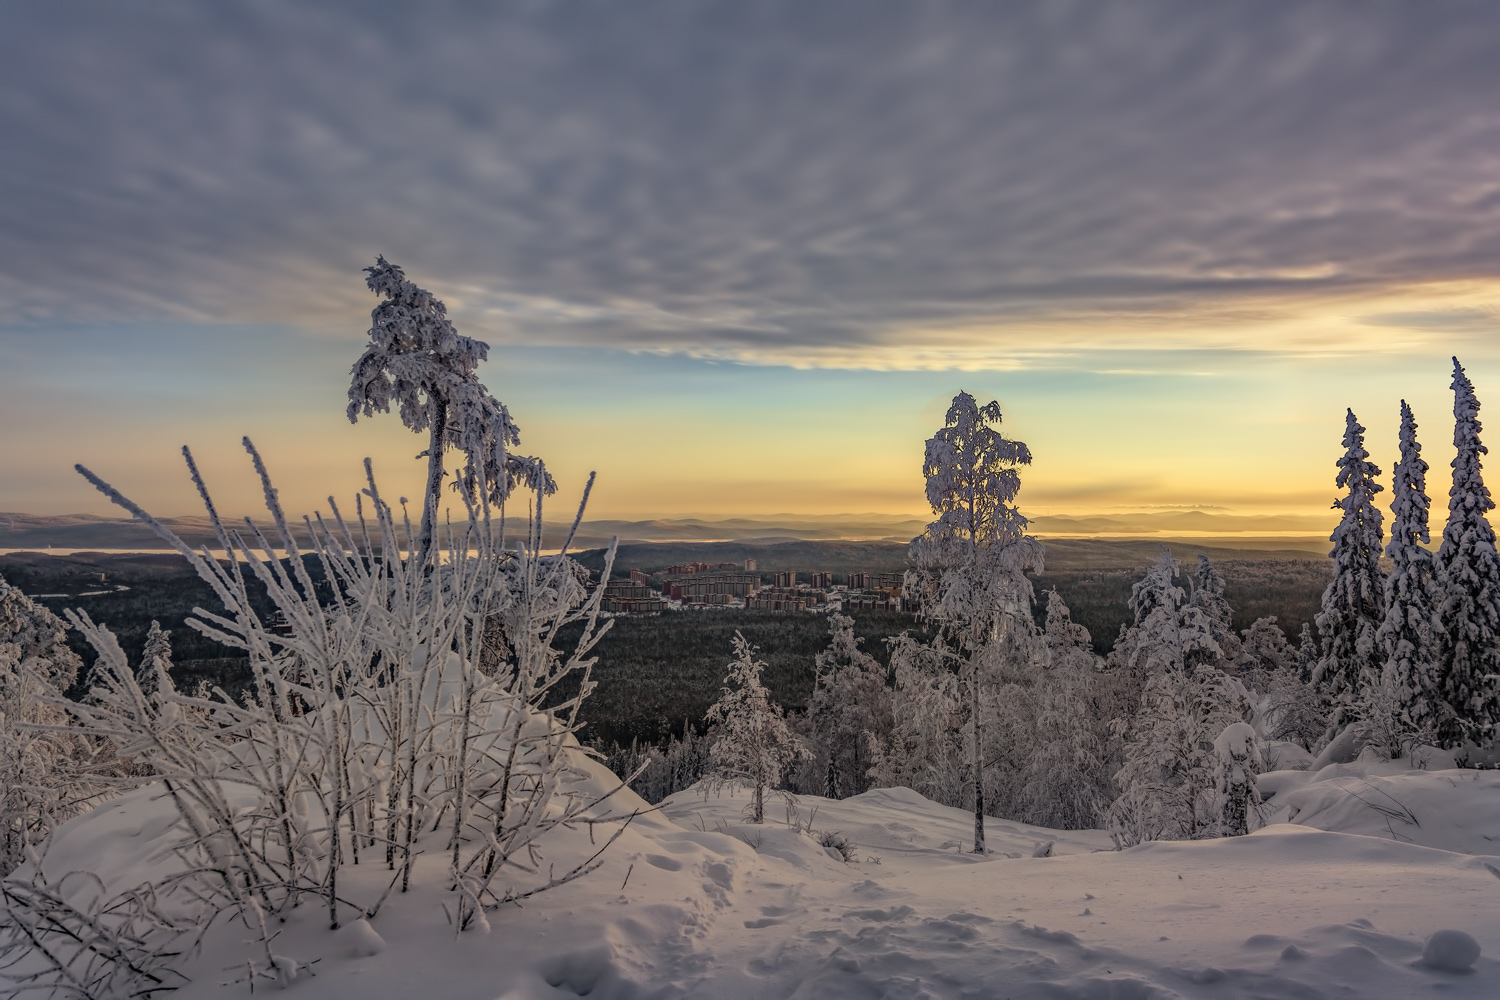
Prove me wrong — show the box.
[0,260,637,996]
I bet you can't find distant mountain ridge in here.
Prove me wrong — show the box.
[1,509,1330,552]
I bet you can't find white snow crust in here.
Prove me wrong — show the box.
[16,756,1499,999]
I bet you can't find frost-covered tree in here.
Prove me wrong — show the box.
[136,619,172,699]
[807,613,892,799]
[867,632,965,809]
[1107,666,1251,847]
[1108,553,1194,679]
[0,576,82,697]
[704,632,804,823]
[1375,401,1442,741]
[1434,358,1500,746]
[1043,589,1097,673]
[348,257,554,562]
[1189,555,1239,665]
[1212,722,1264,837]
[0,576,98,872]
[1313,409,1385,731]
[905,392,1042,854]
[1238,617,1297,682]
[1296,622,1319,683]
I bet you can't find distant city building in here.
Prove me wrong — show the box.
[661,561,740,576]
[847,572,867,589]
[841,594,901,613]
[665,573,759,600]
[600,578,667,613]
[629,568,649,586]
[810,571,831,589]
[743,558,757,572]
[747,587,827,611]
[772,571,795,588]
[601,596,669,613]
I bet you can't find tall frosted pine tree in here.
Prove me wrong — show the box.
[1313,409,1385,731]
[1374,402,1441,737]
[1434,358,1500,746]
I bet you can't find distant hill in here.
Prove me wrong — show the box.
[2,510,1329,558]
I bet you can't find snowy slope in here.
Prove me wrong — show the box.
[15,761,1500,999]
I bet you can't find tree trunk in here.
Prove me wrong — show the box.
[417,396,447,565]
[971,652,985,854]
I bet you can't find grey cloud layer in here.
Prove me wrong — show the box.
[3,0,1499,359]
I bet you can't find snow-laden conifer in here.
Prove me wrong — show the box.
[1212,722,1264,837]
[1296,622,1319,683]
[1374,401,1442,741]
[348,257,555,561]
[1313,409,1385,731]
[1238,617,1297,683]
[1433,358,1500,745]
[905,392,1042,854]
[704,632,804,823]
[1043,589,1097,673]
[136,619,172,699]
[1107,552,1192,679]
[807,613,892,799]
[1189,555,1239,665]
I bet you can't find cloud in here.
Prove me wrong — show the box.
[4,0,1500,368]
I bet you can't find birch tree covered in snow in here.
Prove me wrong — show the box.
[1432,358,1500,747]
[705,632,804,824]
[906,392,1042,854]
[348,257,554,562]
[1313,409,1386,732]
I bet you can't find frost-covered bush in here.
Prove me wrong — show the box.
[0,439,635,995]
[0,578,110,875]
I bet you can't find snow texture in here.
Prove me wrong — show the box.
[12,761,1497,1000]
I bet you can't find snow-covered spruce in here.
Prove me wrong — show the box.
[1433,357,1500,746]
[1371,400,1441,751]
[1212,721,1265,837]
[704,632,806,824]
[1314,409,1386,733]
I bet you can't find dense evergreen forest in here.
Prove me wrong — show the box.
[0,543,1328,740]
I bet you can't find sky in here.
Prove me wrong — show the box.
[3,0,1500,525]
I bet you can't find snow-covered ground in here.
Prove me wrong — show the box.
[21,756,1500,999]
